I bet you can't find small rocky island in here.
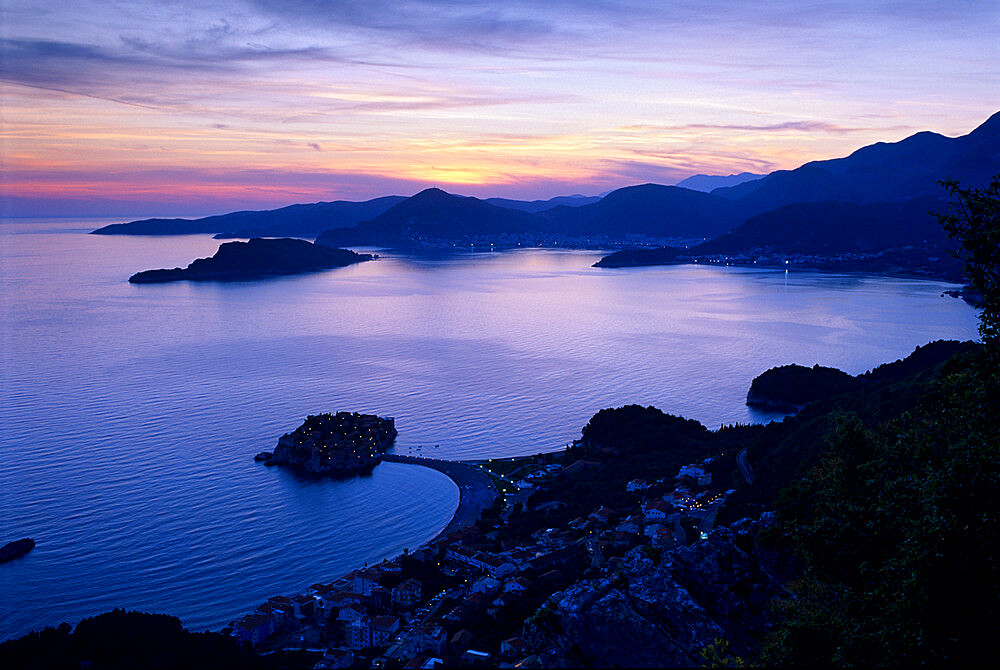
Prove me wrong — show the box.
[0,538,35,563]
[255,412,397,476]
[128,237,374,283]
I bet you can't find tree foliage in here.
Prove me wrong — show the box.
[761,322,1000,666]
[760,180,1000,665]
[935,175,1000,344]
[0,609,266,670]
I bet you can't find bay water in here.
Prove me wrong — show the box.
[0,220,980,640]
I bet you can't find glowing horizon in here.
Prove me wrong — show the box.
[2,1,997,217]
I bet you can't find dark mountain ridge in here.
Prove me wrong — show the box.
[537,183,742,240]
[595,112,998,275]
[314,187,539,247]
[313,183,744,249]
[90,193,597,238]
[94,111,998,270]
[595,194,966,280]
[713,111,1000,216]
[92,196,406,237]
[693,196,950,255]
[483,194,601,212]
[675,171,764,192]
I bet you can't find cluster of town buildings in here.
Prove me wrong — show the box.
[619,460,736,545]
[229,536,577,668]
[392,232,698,253]
[687,247,951,279]
[229,456,734,668]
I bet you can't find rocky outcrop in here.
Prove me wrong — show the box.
[523,519,784,667]
[0,538,35,563]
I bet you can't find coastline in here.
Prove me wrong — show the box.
[217,455,499,635]
[382,454,499,544]
[597,256,967,286]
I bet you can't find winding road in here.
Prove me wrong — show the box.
[737,448,754,486]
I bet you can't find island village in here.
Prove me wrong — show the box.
[231,427,739,669]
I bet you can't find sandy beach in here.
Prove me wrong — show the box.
[382,454,499,541]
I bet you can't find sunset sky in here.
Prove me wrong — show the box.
[2,0,997,217]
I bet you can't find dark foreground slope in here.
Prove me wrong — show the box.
[129,238,372,283]
[524,522,785,667]
[501,335,989,667]
[756,346,1000,666]
[0,609,269,670]
[517,339,993,667]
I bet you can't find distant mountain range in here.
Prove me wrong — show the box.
[711,111,999,215]
[536,183,742,239]
[92,196,407,238]
[674,172,764,192]
[595,111,998,275]
[93,111,999,279]
[595,195,965,280]
[694,197,949,256]
[314,183,746,248]
[483,194,601,212]
[92,193,597,238]
[315,188,539,247]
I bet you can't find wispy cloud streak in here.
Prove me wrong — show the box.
[2,0,997,214]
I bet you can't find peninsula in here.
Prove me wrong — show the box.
[745,363,856,411]
[255,412,397,476]
[745,340,972,412]
[128,238,373,284]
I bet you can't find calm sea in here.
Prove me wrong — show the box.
[0,219,980,640]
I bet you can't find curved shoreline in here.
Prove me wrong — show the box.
[382,454,499,543]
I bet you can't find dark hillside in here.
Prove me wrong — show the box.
[0,609,268,669]
[539,183,741,239]
[723,340,982,510]
[92,196,404,237]
[760,345,1000,666]
[315,188,537,247]
[693,197,950,255]
[714,111,1000,217]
